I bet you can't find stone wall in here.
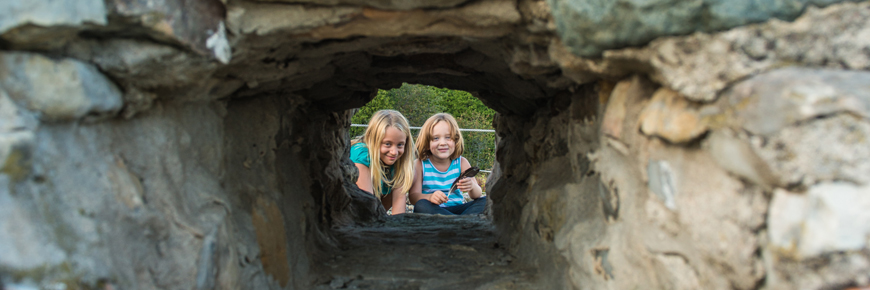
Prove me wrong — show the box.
[491,2,870,289]
[2,0,870,289]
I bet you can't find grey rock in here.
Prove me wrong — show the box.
[0,0,107,34]
[610,2,870,101]
[0,175,68,271]
[647,160,677,210]
[705,129,780,189]
[195,227,219,290]
[769,184,870,258]
[226,3,361,36]
[654,253,702,290]
[0,52,123,122]
[105,0,228,62]
[0,89,38,132]
[258,0,469,10]
[638,88,707,143]
[701,68,870,187]
[717,67,870,136]
[0,131,34,180]
[65,39,220,99]
[548,0,858,57]
[754,114,870,187]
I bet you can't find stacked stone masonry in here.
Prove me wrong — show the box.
[1,0,869,289]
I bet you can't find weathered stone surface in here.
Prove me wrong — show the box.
[756,115,870,187]
[227,3,360,36]
[0,131,34,180]
[610,2,870,101]
[64,39,221,101]
[769,184,870,258]
[764,251,870,290]
[654,253,702,290]
[0,100,337,289]
[548,0,859,57]
[641,141,768,290]
[297,0,522,39]
[0,179,67,270]
[705,129,781,188]
[313,214,529,289]
[257,0,469,10]
[714,67,870,136]
[703,68,870,187]
[0,0,107,33]
[547,39,638,85]
[0,89,37,132]
[105,0,230,63]
[647,160,676,210]
[1,0,230,64]
[0,52,123,122]
[601,76,655,141]
[251,196,292,288]
[639,88,707,143]
[601,79,632,139]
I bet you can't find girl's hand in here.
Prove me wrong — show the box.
[457,177,475,192]
[427,190,448,205]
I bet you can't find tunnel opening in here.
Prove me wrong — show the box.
[218,82,599,289]
[204,20,598,285]
[346,83,498,216]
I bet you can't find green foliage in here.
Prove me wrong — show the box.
[350,83,497,173]
[350,91,395,137]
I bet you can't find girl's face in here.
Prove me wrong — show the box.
[380,126,406,166]
[428,121,455,161]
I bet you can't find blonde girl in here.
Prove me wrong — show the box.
[409,113,485,215]
[350,110,415,214]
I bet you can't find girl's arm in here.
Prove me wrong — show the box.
[409,159,425,204]
[354,163,374,195]
[389,185,407,214]
[458,157,483,199]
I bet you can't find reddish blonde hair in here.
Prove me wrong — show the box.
[415,113,464,161]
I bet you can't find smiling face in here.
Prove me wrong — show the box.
[428,121,456,161]
[379,126,407,166]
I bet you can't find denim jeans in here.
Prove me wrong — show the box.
[414,196,487,215]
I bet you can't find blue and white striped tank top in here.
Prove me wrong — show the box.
[421,157,465,207]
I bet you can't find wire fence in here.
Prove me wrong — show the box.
[350,124,495,173]
[350,124,494,133]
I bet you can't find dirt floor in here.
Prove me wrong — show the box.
[311,214,532,290]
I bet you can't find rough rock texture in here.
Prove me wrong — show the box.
[548,0,861,57]
[312,214,531,289]
[0,0,107,33]
[1,0,870,289]
[0,52,123,121]
[548,1,870,101]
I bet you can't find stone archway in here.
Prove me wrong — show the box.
[2,0,870,289]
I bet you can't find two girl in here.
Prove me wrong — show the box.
[351,111,485,215]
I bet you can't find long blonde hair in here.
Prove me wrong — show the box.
[416,113,464,161]
[352,110,415,198]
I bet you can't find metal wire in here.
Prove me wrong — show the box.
[350,124,495,133]
[350,124,497,173]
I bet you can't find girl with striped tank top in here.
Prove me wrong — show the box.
[410,113,486,215]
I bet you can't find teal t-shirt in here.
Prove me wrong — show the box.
[350,143,394,197]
